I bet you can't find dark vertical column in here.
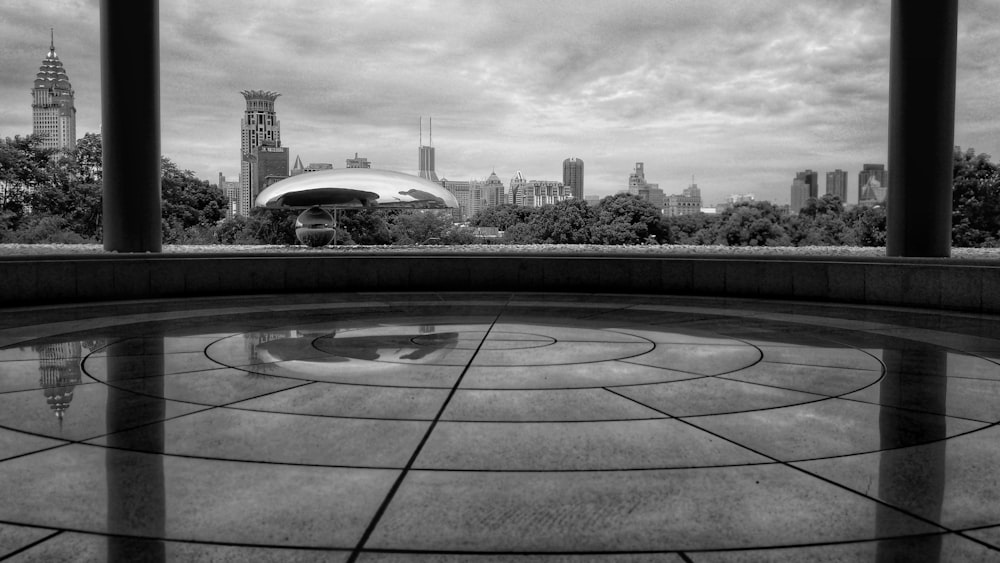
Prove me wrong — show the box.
[101,0,161,252]
[886,0,958,257]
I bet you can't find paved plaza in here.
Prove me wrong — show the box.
[1,292,999,561]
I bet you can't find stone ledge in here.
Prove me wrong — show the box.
[1,253,997,314]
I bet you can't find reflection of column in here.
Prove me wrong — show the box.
[886,0,958,257]
[105,337,166,562]
[876,348,947,562]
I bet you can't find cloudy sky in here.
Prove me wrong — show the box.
[1,0,999,205]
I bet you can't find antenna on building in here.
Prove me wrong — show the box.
[50,28,54,52]
[419,117,422,146]
[429,117,433,147]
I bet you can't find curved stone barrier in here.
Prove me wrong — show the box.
[1,252,997,313]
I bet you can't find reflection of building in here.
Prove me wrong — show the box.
[418,117,439,182]
[346,153,370,169]
[240,90,287,216]
[218,173,240,216]
[32,31,76,151]
[859,176,888,207]
[36,342,83,421]
[826,169,848,202]
[291,156,333,177]
[563,158,584,200]
[859,164,889,203]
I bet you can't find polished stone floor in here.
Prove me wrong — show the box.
[2,292,1000,562]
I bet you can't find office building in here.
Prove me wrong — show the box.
[346,153,371,169]
[858,164,889,202]
[291,157,333,176]
[628,163,647,195]
[483,171,505,210]
[418,117,439,182]
[240,90,287,216]
[32,31,76,151]
[218,173,240,216]
[826,170,848,202]
[790,170,819,213]
[627,162,667,212]
[563,158,584,200]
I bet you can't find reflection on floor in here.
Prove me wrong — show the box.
[1,292,1000,561]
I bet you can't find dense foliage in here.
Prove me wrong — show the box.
[2,135,998,248]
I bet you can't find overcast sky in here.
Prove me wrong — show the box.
[2,0,999,205]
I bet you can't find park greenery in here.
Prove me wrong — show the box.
[2,133,999,248]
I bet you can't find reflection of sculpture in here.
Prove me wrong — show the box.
[254,168,459,246]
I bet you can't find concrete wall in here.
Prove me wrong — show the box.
[1,253,998,314]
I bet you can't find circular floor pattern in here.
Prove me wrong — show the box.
[1,293,1000,561]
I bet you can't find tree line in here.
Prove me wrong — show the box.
[2,133,998,247]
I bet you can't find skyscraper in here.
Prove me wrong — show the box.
[563,158,584,200]
[240,90,287,216]
[826,169,848,202]
[32,30,76,151]
[418,117,439,182]
[859,164,889,203]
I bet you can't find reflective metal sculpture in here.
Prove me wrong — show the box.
[255,168,459,246]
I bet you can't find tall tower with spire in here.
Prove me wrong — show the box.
[32,29,76,151]
[418,117,439,182]
[239,90,287,216]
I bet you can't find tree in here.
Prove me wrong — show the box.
[470,203,537,230]
[842,205,886,247]
[160,158,228,243]
[714,201,790,246]
[952,147,1000,247]
[338,209,392,245]
[529,199,595,244]
[388,210,454,244]
[590,194,664,245]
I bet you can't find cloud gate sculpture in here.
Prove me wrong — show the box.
[254,168,459,246]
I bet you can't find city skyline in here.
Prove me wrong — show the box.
[1,1,999,205]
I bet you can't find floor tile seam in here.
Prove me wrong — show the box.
[349,528,986,557]
[833,394,999,426]
[404,461,786,473]
[0,529,63,562]
[0,440,73,465]
[613,359,724,378]
[0,523,359,553]
[602,387,959,536]
[434,416,672,424]
[761,359,882,372]
[707,372,884,405]
[347,296,512,563]
[0,379,104,396]
[71,441,415,470]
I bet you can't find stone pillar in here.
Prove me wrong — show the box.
[101,0,162,252]
[886,0,958,257]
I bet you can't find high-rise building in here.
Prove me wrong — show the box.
[858,164,889,203]
[218,173,240,216]
[563,158,584,200]
[483,171,505,210]
[240,90,287,216]
[418,117,439,182]
[628,162,646,195]
[515,180,572,208]
[32,30,76,151]
[346,153,370,169]
[826,169,848,202]
[790,170,818,213]
[790,179,810,214]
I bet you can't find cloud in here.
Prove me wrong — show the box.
[1,0,998,205]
